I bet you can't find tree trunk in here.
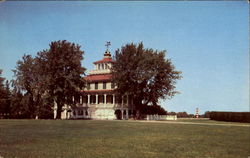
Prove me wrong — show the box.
[28,96,36,119]
[56,102,62,119]
[133,96,143,119]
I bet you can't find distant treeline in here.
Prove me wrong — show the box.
[166,111,250,123]
[206,111,250,123]
[167,111,198,118]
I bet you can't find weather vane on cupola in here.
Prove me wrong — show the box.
[104,41,111,58]
[105,41,111,51]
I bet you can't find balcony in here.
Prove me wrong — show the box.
[89,69,111,75]
[76,103,128,108]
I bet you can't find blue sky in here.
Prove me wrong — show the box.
[0,1,249,114]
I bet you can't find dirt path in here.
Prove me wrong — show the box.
[128,120,250,127]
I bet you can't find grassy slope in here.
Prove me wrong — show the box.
[0,120,249,158]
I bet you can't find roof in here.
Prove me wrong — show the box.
[93,57,113,64]
[84,74,112,82]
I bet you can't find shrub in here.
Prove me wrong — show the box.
[209,111,250,123]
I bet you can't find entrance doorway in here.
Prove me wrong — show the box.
[115,110,122,120]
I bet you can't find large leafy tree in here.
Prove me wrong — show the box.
[3,80,11,118]
[37,40,85,119]
[12,40,85,119]
[9,88,26,119]
[13,55,45,118]
[0,70,11,118]
[112,42,181,118]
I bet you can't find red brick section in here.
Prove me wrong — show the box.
[93,58,113,64]
[84,74,112,82]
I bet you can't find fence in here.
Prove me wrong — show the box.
[146,114,177,121]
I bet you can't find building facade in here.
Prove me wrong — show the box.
[54,49,134,120]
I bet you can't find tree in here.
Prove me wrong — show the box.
[0,70,5,100]
[3,80,11,118]
[112,42,181,118]
[188,114,195,118]
[0,69,5,102]
[177,112,189,118]
[167,111,177,115]
[37,40,85,119]
[13,55,45,118]
[204,111,211,118]
[12,40,85,119]
[0,70,11,118]
[9,89,26,118]
[0,70,6,118]
[141,104,167,115]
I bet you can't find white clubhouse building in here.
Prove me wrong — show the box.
[54,48,134,120]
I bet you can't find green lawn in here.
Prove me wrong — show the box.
[0,120,249,158]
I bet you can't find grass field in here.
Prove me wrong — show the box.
[0,119,249,158]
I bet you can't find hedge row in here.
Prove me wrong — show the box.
[209,111,250,123]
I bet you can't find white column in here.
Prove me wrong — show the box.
[80,96,82,104]
[113,94,115,106]
[88,109,90,118]
[53,100,57,119]
[126,109,129,119]
[87,95,90,104]
[66,110,69,119]
[96,94,98,104]
[104,94,107,104]
[121,110,124,120]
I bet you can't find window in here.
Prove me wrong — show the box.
[87,83,90,90]
[95,82,98,90]
[103,82,106,89]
